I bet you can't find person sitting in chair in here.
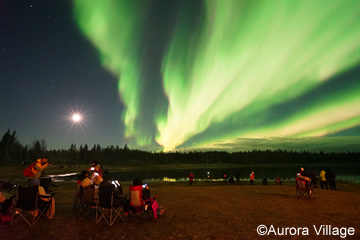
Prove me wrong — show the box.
[142,184,152,211]
[87,161,103,177]
[123,178,143,216]
[79,171,93,188]
[99,176,124,208]
[142,184,165,218]
[296,167,314,198]
[275,176,283,185]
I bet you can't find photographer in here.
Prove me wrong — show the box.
[99,176,124,208]
[142,183,165,218]
[28,157,50,187]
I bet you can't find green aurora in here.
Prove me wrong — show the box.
[73,0,360,152]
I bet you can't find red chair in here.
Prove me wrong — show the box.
[296,176,314,200]
[129,185,143,215]
[128,185,156,223]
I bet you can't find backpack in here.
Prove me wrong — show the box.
[23,162,37,177]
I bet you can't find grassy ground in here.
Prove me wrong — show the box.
[1,181,360,239]
[1,166,360,239]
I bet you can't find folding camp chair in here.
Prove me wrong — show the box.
[40,177,58,193]
[10,185,54,227]
[127,185,143,222]
[96,184,125,226]
[142,194,157,221]
[296,177,314,200]
[275,176,283,185]
[75,185,97,220]
[128,185,155,223]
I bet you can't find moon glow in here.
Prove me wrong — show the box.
[72,114,81,122]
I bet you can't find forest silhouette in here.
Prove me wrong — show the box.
[1,129,359,165]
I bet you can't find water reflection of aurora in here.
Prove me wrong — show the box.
[50,166,360,183]
[73,0,360,152]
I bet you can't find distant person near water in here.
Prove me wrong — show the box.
[250,171,255,185]
[275,176,283,185]
[320,169,328,189]
[229,176,235,184]
[325,169,337,190]
[223,172,227,182]
[188,172,194,186]
[262,176,268,185]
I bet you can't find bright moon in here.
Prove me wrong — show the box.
[72,114,81,122]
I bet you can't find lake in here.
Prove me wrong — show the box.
[49,164,360,183]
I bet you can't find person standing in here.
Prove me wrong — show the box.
[308,168,317,188]
[326,169,337,190]
[250,171,255,185]
[223,172,227,182]
[28,157,50,186]
[188,172,194,186]
[320,169,328,189]
[262,176,268,185]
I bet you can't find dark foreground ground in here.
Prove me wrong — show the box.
[1,180,360,240]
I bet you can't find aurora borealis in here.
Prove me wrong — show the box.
[1,0,360,152]
[72,0,360,151]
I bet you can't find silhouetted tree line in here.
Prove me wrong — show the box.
[1,129,359,165]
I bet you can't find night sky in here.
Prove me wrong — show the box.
[1,0,360,153]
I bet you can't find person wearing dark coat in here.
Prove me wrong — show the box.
[325,170,337,190]
[307,169,317,188]
[262,176,268,185]
[99,177,124,208]
[228,177,235,185]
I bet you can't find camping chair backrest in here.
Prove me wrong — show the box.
[16,185,38,210]
[129,185,143,207]
[296,178,307,190]
[98,185,114,209]
[40,178,52,193]
[81,185,95,204]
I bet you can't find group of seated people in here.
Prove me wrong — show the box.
[77,161,104,187]
[76,161,104,201]
[76,162,165,219]
[262,176,282,185]
[0,174,56,223]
